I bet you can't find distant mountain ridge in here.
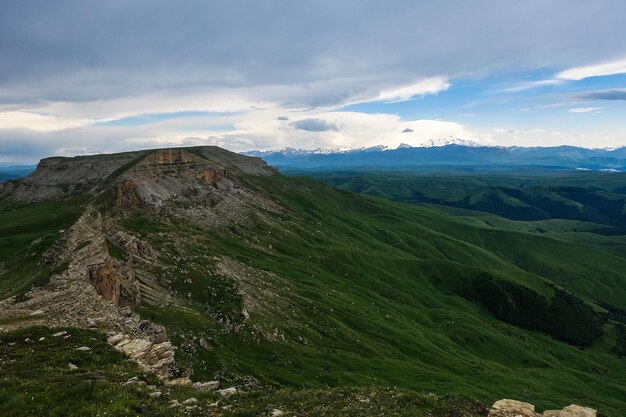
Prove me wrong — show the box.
[245,141,626,171]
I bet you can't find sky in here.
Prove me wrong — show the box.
[1,1,626,164]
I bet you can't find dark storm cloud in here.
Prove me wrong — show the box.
[578,90,626,101]
[2,1,626,106]
[292,118,339,132]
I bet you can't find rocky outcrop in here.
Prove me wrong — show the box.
[114,178,142,209]
[107,333,174,379]
[113,149,283,229]
[0,206,176,379]
[488,399,596,417]
[87,257,140,307]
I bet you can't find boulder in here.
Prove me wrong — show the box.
[217,387,237,397]
[489,399,540,417]
[181,398,198,406]
[193,381,220,391]
[559,405,596,417]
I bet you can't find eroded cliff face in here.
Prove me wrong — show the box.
[87,256,140,307]
[112,149,283,229]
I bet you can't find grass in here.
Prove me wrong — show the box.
[0,326,490,417]
[0,195,89,297]
[2,167,626,415]
[214,387,488,417]
[0,326,192,417]
[120,175,626,415]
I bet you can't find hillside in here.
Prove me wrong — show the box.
[1,147,625,416]
[306,171,626,232]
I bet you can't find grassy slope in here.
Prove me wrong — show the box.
[0,326,487,417]
[306,171,626,230]
[0,195,90,297]
[1,167,625,415]
[122,175,626,416]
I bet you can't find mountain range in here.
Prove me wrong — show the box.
[245,141,626,171]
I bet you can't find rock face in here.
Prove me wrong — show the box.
[112,148,283,229]
[488,400,597,417]
[86,256,140,307]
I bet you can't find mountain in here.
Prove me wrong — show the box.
[1,146,625,416]
[245,143,626,172]
[415,137,483,147]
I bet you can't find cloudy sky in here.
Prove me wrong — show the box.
[1,1,626,163]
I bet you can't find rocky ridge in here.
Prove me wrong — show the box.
[0,147,283,380]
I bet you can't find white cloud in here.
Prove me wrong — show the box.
[375,77,451,102]
[556,57,626,80]
[500,79,562,93]
[0,111,91,131]
[568,107,602,113]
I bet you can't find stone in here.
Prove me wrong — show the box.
[166,377,192,386]
[198,337,209,350]
[181,398,198,406]
[75,346,91,352]
[270,409,285,416]
[68,363,78,370]
[52,331,67,337]
[193,381,220,391]
[543,411,562,417]
[217,387,237,397]
[107,333,125,345]
[29,309,45,316]
[559,405,596,417]
[149,391,162,398]
[489,399,539,417]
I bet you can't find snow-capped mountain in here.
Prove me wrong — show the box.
[242,141,626,172]
[244,147,345,157]
[416,137,483,147]
[244,138,484,158]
